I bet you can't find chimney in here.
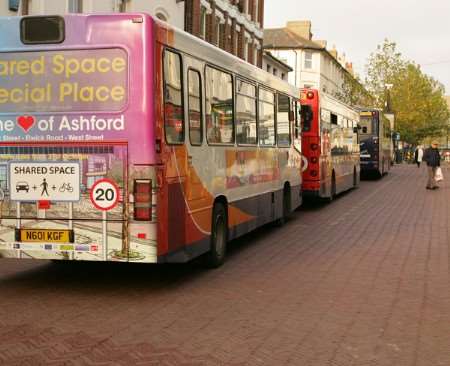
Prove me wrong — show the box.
[315,40,327,49]
[286,20,312,40]
[329,45,338,59]
[345,62,354,75]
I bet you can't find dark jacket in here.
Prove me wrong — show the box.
[423,147,440,167]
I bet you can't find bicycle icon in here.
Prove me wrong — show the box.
[59,183,74,193]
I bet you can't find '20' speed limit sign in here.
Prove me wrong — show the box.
[90,179,120,211]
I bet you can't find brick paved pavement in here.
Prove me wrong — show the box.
[0,165,449,366]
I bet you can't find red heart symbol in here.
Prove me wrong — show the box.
[17,116,35,132]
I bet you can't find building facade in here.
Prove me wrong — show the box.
[1,0,264,67]
[264,21,357,98]
[0,0,185,30]
[185,0,264,67]
[262,51,292,81]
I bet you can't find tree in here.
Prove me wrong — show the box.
[365,39,407,109]
[335,72,374,107]
[365,39,450,144]
[391,64,450,144]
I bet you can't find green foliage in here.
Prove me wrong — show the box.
[365,39,450,144]
[335,73,374,107]
[365,40,406,108]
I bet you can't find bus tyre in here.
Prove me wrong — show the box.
[204,203,228,268]
[328,174,336,202]
[276,187,291,227]
[353,168,358,188]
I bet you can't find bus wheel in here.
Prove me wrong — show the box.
[204,203,227,268]
[353,167,358,188]
[276,186,291,226]
[328,174,336,202]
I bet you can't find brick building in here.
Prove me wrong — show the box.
[185,0,264,67]
[12,0,185,28]
[0,0,264,67]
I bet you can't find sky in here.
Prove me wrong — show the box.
[264,0,450,95]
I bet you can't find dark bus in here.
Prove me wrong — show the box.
[359,109,393,177]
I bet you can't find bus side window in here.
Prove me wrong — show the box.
[205,66,234,144]
[188,69,203,146]
[331,113,338,125]
[259,88,276,146]
[277,94,291,147]
[236,79,257,145]
[294,100,300,138]
[163,50,184,144]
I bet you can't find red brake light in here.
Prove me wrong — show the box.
[307,91,314,99]
[134,179,152,221]
[310,143,319,151]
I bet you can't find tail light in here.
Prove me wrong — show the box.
[134,179,152,221]
[155,139,162,153]
[310,143,319,151]
[310,170,318,177]
[310,157,318,164]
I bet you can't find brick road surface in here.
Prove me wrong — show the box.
[1,164,449,366]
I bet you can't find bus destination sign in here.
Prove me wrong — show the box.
[9,161,80,202]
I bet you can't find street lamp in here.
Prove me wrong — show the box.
[384,84,396,164]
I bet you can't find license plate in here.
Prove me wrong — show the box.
[18,229,74,243]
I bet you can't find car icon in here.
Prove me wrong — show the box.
[16,182,29,193]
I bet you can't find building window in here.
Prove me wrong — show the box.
[259,89,276,146]
[304,51,313,69]
[188,70,203,145]
[9,0,19,11]
[205,66,234,144]
[243,40,249,62]
[236,79,257,145]
[199,6,207,39]
[68,0,82,13]
[163,50,184,144]
[215,17,221,46]
[273,68,277,77]
[266,64,271,73]
[281,73,285,80]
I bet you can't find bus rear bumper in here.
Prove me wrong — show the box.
[302,189,320,198]
[360,161,379,172]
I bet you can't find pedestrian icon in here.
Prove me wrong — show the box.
[40,178,49,197]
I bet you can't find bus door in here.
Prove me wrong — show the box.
[184,67,211,248]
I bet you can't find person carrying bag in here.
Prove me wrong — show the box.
[423,141,442,189]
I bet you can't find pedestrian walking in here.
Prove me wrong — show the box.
[423,141,441,190]
[414,145,424,168]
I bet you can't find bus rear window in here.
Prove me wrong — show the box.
[359,116,376,134]
[21,16,65,44]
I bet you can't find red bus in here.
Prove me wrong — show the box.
[301,89,360,200]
